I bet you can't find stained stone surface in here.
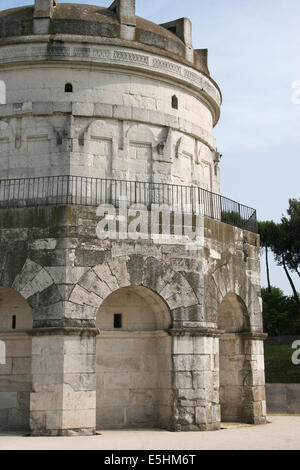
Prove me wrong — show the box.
[0,206,266,433]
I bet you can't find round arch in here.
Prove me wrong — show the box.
[96,285,171,331]
[75,255,198,323]
[0,286,32,331]
[95,284,173,430]
[218,293,250,333]
[203,260,263,332]
[218,293,252,424]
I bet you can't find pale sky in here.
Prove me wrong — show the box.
[1,0,300,295]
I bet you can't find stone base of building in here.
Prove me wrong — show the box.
[175,423,221,432]
[31,428,96,437]
[0,206,267,436]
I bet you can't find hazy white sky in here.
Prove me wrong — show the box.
[1,0,300,294]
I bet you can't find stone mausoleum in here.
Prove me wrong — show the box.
[0,0,267,436]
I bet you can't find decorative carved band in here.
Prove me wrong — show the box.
[0,44,221,110]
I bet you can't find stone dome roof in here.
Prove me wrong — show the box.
[0,2,211,75]
[0,4,183,56]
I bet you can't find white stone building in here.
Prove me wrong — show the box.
[0,0,267,435]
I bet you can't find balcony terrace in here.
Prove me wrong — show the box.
[0,175,257,233]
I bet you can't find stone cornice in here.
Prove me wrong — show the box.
[0,330,31,338]
[0,33,222,93]
[218,331,268,341]
[168,327,225,338]
[168,328,268,340]
[27,327,100,337]
[239,332,268,341]
[0,41,221,126]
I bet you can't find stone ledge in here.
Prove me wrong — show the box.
[0,330,31,338]
[238,332,268,341]
[27,327,100,337]
[168,327,225,338]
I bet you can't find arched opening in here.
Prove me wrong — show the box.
[64,82,73,93]
[0,287,32,430]
[0,80,6,105]
[218,293,251,423]
[96,286,172,430]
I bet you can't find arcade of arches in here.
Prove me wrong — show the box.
[0,283,266,432]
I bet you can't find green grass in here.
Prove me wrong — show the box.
[264,344,300,383]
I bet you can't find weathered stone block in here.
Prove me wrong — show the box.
[193,337,213,354]
[195,406,207,425]
[174,372,193,389]
[192,371,212,390]
[30,391,63,412]
[0,392,18,409]
[69,285,102,309]
[103,372,130,390]
[173,336,193,355]
[12,358,32,375]
[62,409,96,430]
[173,355,193,372]
[64,354,95,374]
[97,406,125,426]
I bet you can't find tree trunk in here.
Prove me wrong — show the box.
[282,253,300,314]
[266,246,271,293]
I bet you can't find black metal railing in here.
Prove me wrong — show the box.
[0,175,257,233]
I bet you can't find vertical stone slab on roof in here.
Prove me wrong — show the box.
[34,0,56,34]
[109,0,136,40]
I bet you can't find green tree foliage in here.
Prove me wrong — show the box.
[259,199,300,314]
[262,287,300,336]
[270,199,300,312]
[221,211,245,229]
[275,198,300,278]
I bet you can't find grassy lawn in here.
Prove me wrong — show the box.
[264,344,300,383]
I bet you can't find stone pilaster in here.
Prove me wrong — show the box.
[170,328,223,431]
[29,327,99,436]
[243,333,268,425]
